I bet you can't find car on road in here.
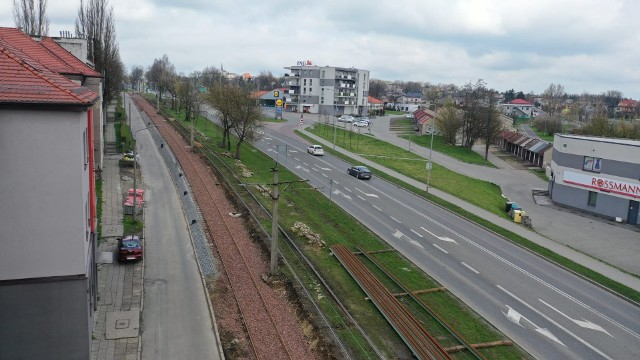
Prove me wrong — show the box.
[347,165,372,179]
[337,115,354,123]
[359,116,371,124]
[307,144,325,156]
[353,121,368,127]
[117,235,143,262]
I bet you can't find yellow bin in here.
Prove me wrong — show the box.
[513,210,523,223]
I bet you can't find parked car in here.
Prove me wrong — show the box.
[307,144,325,156]
[117,235,143,262]
[353,121,368,127]
[347,165,372,179]
[359,116,371,124]
[337,115,354,122]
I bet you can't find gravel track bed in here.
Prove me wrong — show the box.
[134,95,315,360]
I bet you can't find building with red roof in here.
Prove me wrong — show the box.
[0,27,100,359]
[501,98,535,118]
[615,99,638,118]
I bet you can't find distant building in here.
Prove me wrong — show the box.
[283,64,369,115]
[499,131,553,168]
[548,134,640,225]
[0,27,100,359]
[615,99,638,118]
[501,99,534,118]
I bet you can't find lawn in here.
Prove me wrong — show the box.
[401,133,494,166]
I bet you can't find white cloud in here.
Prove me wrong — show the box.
[1,0,638,98]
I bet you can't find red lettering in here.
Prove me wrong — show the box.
[591,178,597,186]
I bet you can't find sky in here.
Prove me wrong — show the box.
[2,0,640,98]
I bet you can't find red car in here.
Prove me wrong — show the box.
[118,235,143,262]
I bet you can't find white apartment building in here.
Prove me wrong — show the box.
[283,63,369,116]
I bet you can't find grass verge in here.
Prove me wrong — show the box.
[401,133,494,166]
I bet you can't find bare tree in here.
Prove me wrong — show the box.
[130,65,144,92]
[75,0,124,107]
[205,84,235,151]
[368,79,386,99]
[542,83,565,116]
[482,91,504,160]
[146,54,176,106]
[228,87,262,159]
[460,80,488,149]
[13,0,49,36]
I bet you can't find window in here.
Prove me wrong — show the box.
[588,191,597,206]
[303,79,307,86]
[583,157,602,172]
[309,79,312,86]
[321,97,324,104]
[321,71,325,78]
[303,88,306,94]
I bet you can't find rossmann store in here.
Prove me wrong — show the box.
[549,134,640,226]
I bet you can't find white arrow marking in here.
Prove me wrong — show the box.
[536,328,566,346]
[421,226,457,243]
[502,305,565,346]
[355,188,379,198]
[289,149,298,153]
[409,240,424,248]
[372,205,382,211]
[432,244,448,254]
[410,229,423,238]
[498,285,612,359]
[539,300,613,337]
[393,229,404,239]
[461,262,479,274]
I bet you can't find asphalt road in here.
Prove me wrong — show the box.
[253,117,640,360]
[126,95,220,360]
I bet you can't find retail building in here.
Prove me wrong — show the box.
[548,134,640,225]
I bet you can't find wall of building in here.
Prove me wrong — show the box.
[0,109,90,280]
[550,182,631,220]
[0,277,91,360]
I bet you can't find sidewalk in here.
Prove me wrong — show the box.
[92,122,143,360]
[299,117,640,293]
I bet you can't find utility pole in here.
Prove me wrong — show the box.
[270,166,279,275]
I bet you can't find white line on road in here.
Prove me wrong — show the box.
[410,240,424,248]
[421,226,457,243]
[314,164,331,171]
[321,173,328,178]
[389,216,401,224]
[461,262,479,274]
[294,157,300,162]
[410,229,423,238]
[539,299,613,337]
[393,229,404,238]
[372,205,382,211]
[357,195,366,201]
[432,244,448,254]
[498,285,613,360]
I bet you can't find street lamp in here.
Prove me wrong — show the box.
[426,127,434,194]
[132,124,156,222]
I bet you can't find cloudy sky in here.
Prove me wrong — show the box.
[2,0,639,98]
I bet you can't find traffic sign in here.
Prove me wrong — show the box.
[276,99,283,106]
[274,90,279,97]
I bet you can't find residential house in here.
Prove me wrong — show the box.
[615,99,638,118]
[501,99,535,118]
[0,27,99,359]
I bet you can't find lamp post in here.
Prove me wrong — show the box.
[426,127,434,194]
[132,124,155,221]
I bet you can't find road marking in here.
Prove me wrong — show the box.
[332,190,351,200]
[312,168,318,172]
[333,180,339,185]
[421,227,457,243]
[295,165,310,173]
[343,187,352,192]
[409,240,424,248]
[289,149,298,153]
[432,244,448,254]
[303,162,309,167]
[314,165,331,171]
[503,305,564,345]
[357,195,366,201]
[539,299,613,337]
[410,229,423,238]
[321,173,328,178]
[498,285,613,360]
[294,157,300,162]
[355,188,379,198]
[461,262,479,274]
[389,216,401,224]
[372,205,382,211]
[393,229,404,238]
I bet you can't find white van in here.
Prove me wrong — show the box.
[307,145,325,156]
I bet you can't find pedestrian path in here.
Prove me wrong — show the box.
[92,121,143,360]
[300,119,640,293]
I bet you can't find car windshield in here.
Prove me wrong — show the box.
[122,240,140,248]
[357,166,370,172]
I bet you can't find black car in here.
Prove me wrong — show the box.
[348,165,372,179]
[117,235,143,262]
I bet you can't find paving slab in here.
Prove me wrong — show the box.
[105,311,140,340]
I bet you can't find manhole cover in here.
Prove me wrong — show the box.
[115,319,130,329]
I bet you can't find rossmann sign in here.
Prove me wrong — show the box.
[297,60,313,66]
[563,171,640,199]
